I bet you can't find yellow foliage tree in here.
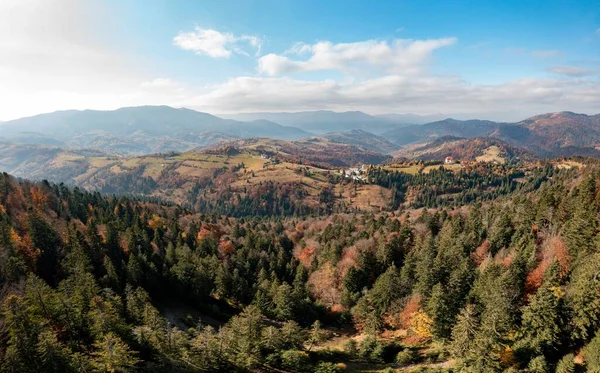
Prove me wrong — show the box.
[409,310,433,338]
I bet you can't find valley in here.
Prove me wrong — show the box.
[2,106,600,373]
[0,133,552,218]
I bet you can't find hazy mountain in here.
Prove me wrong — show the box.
[205,137,392,167]
[0,142,112,181]
[0,132,66,146]
[382,118,504,145]
[225,119,310,139]
[322,129,400,154]
[491,111,600,156]
[374,113,449,125]
[0,106,312,154]
[395,136,533,162]
[383,112,600,158]
[1,106,226,137]
[219,110,402,134]
[3,107,600,160]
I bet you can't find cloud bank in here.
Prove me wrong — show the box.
[258,38,457,76]
[180,75,599,120]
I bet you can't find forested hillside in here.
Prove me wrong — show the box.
[2,159,600,372]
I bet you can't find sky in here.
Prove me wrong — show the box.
[0,0,598,121]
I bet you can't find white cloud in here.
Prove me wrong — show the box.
[596,28,600,36]
[258,38,457,76]
[284,42,313,55]
[173,26,262,58]
[548,66,594,77]
[179,74,600,121]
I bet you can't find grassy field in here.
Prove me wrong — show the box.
[554,160,584,169]
[422,163,462,173]
[88,158,115,168]
[475,145,505,163]
[51,153,86,166]
[381,164,423,174]
[335,183,390,211]
[381,163,463,175]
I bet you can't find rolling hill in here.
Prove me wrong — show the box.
[382,118,505,146]
[0,142,112,181]
[321,129,400,154]
[0,138,395,214]
[394,136,533,163]
[202,137,393,167]
[492,111,600,156]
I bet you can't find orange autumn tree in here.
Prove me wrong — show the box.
[10,227,39,270]
[30,186,48,211]
[525,235,570,296]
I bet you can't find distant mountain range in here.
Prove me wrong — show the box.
[2,108,600,210]
[0,106,311,154]
[383,112,600,158]
[219,110,412,134]
[1,106,600,161]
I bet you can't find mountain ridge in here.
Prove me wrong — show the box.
[0,106,313,155]
[2,106,600,160]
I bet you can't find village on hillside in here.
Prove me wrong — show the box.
[341,156,464,183]
[342,164,368,181]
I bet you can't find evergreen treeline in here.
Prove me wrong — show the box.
[368,162,540,209]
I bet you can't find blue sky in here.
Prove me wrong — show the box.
[116,0,599,84]
[0,0,598,120]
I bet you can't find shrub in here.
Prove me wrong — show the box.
[265,353,281,368]
[310,349,348,362]
[343,339,358,358]
[280,350,312,372]
[396,348,419,365]
[358,336,384,363]
[314,362,344,373]
[371,343,386,364]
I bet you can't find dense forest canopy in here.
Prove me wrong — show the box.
[1,159,600,372]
